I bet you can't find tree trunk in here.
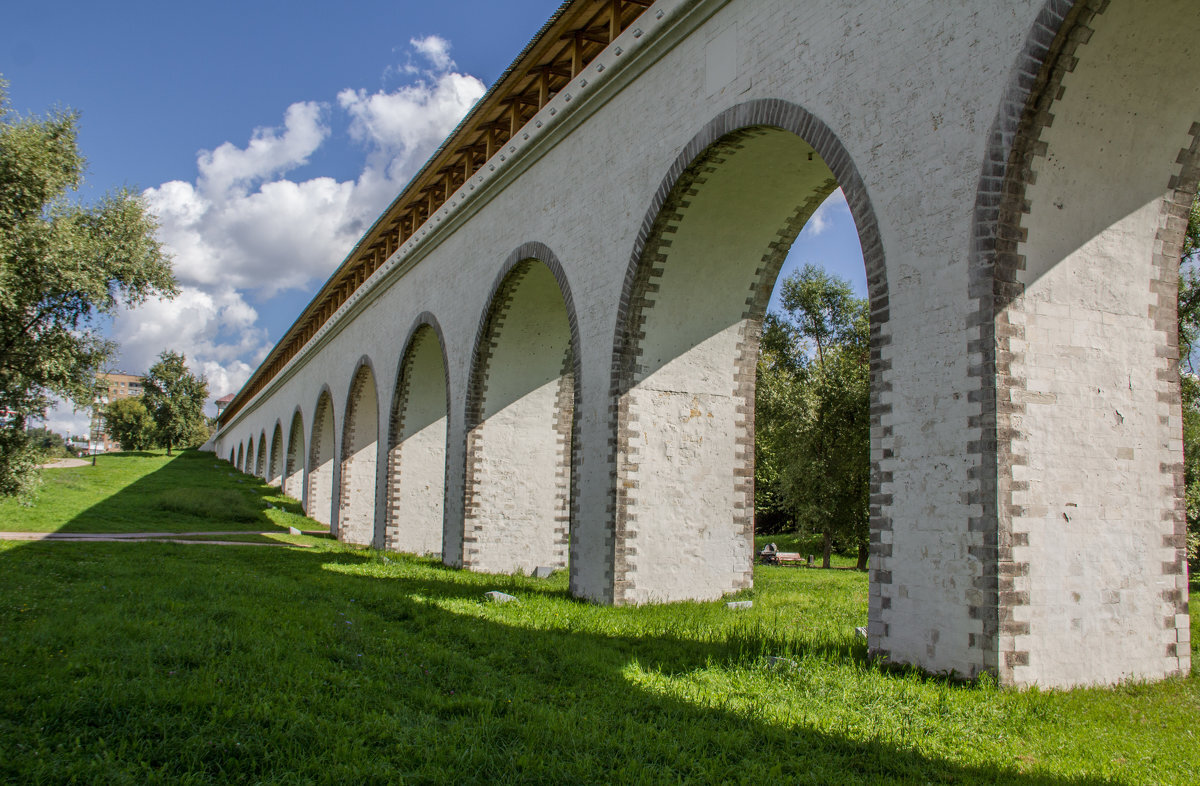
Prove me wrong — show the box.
[856,543,868,571]
[822,532,832,569]
[166,440,172,456]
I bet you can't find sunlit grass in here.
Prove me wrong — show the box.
[0,451,1195,782]
[0,449,315,534]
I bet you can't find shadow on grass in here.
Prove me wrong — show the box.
[0,543,1114,782]
[45,451,311,536]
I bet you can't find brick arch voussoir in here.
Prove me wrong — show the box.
[606,98,892,606]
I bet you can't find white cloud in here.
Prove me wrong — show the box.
[112,284,270,397]
[92,36,486,420]
[197,101,328,196]
[802,188,850,237]
[410,35,454,71]
[38,398,92,440]
[338,71,485,179]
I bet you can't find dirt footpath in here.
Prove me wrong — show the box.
[40,458,90,469]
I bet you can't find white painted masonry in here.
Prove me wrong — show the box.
[214,0,1196,687]
[339,364,380,546]
[283,411,304,501]
[386,322,450,556]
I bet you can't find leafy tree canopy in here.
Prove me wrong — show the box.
[143,351,208,455]
[0,77,176,498]
[102,396,158,452]
[756,265,871,568]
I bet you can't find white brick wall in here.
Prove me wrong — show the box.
[213,0,1195,686]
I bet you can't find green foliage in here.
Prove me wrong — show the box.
[24,425,66,456]
[0,426,42,501]
[756,266,870,567]
[0,77,176,496]
[102,396,158,451]
[1182,195,1200,567]
[143,351,208,454]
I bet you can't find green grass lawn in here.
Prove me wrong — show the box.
[0,450,318,535]
[0,453,1196,783]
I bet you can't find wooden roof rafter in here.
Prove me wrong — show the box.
[220,0,653,425]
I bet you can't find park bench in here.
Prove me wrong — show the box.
[758,549,809,566]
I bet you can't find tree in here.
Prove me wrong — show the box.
[1180,194,1200,568]
[102,396,157,451]
[25,426,66,456]
[142,351,208,455]
[0,77,176,497]
[756,265,871,569]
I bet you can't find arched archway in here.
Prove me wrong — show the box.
[267,422,284,487]
[255,431,267,479]
[339,360,380,546]
[385,316,450,556]
[244,436,254,475]
[610,101,887,606]
[236,442,245,473]
[228,447,235,465]
[284,409,305,501]
[463,246,580,575]
[966,0,1199,686]
[307,389,337,527]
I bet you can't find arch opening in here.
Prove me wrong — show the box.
[386,323,449,556]
[236,442,245,473]
[464,257,576,575]
[284,410,305,501]
[339,364,380,546]
[307,391,336,527]
[612,118,883,606]
[268,423,284,487]
[255,431,267,479]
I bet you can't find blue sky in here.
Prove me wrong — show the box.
[2,1,863,434]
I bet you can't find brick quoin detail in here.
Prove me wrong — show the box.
[966,0,1097,681]
[462,242,582,578]
[969,0,1197,679]
[609,99,890,611]
[1159,124,1199,660]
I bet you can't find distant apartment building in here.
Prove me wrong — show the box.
[93,371,145,452]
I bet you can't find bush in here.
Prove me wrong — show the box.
[0,428,43,502]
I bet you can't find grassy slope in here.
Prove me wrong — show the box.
[0,454,1196,783]
[0,450,317,535]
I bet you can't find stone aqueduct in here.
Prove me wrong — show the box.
[214,0,1197,687]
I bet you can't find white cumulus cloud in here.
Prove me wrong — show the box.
[197,101,328,196]
[410,35,455,71]
[802,188,849,237]
[81,36,486,424]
